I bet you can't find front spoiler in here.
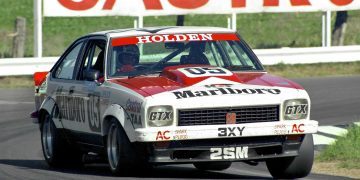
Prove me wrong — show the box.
[134,120,318,142]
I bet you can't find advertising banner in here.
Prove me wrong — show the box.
[44,0,360,17]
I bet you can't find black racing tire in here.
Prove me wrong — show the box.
[106,119,136,175]
[40,114,83,168]
[266,134,314,179]
[194,162,232,171]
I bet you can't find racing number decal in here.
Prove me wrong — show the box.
[87,95,101,132]
[178,67,233,77]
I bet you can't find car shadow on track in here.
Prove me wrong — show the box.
[0,159,272,179]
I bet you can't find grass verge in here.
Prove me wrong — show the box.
[313,125,360,178]
[0,76,33,88]
[316,125,360,169]
[265,61,360,78]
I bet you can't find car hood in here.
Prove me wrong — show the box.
[108,65,304,98]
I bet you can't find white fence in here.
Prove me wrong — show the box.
[1,45,360,76]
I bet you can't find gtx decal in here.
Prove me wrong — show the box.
[149,111,172,121]
[210,146,249,160]
[218,127,245,137]
[173,88,281,99]
[178,67,233,77]
[285,104,308,115]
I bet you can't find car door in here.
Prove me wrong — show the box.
[49,38,87,131]
[65,37,109,146]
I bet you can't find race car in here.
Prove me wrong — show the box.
[32,26,318,178]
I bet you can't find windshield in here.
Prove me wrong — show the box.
[107,33,263,78]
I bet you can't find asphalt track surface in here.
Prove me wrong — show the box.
[0,75,359,179]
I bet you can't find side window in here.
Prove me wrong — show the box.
[54,42,84,79]
[80,40,106,80]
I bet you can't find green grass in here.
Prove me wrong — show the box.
[0,76,33,88]
[1,0,360,57]
[265,61,360,78]
[317,125,360,169]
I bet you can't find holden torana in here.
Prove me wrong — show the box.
[32,26,318,178]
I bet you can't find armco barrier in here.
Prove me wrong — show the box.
[1,46,360,76]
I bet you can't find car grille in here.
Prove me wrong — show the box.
[178,105,279,126]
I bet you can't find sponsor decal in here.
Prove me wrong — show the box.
[178,67,233,77]
[126,99,142,113]
[210,146,249,160]
[173,129,188,140]
[292,123,305,133]
[218,127,245,137]
[127,113,142,126]
[137,34,213,44]
[55,93,101,132]
[111,33,239,46]
[204,84,232,88]
[155,129,188,141]
[156,130,170,140]
[173,88,281,99]
[56,95,86,123]
[274,124,289,135]
[226,112,237,124]
[285,104,308,115]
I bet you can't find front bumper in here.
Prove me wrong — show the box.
[146,134,305,163]
[134,120,318,142]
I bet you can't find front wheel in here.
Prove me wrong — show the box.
[106,119,135,175]
[194,162,232,171]
[266,134,314,179]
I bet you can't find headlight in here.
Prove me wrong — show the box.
[283,99,308,120]
[147,106,174,127]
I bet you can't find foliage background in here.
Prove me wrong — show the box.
[1,0,360,57]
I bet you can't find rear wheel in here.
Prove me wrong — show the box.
[194,162,232,171]
[266,134,314,179]
[41,114,82,167]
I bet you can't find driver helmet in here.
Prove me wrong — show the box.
[117,45,140,66]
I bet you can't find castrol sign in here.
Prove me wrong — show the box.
[44,0,360,17]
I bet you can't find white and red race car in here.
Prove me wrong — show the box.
[32,26,318,178]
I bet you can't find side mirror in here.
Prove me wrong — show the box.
[84,69,100,82]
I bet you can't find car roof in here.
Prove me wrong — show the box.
[89,26,236,38]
